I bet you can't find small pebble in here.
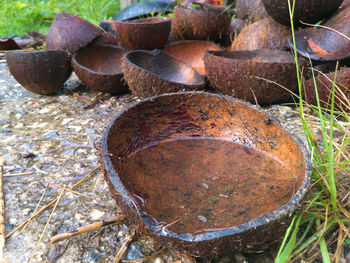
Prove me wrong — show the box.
[197,215,208,223]
[44,131,60,139]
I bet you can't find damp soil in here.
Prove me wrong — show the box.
[0,53,309,262]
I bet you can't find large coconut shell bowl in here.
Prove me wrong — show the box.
[163,40,221,76]
[122,50,205,98]
[115,17,171,50]
[204,49,307,105]
[101,91,311,256]
[262,0,343,26]
[72,45,128,94]
[5,50,72,95]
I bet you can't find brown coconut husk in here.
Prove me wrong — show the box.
[173,6,231,42]
[262,0,343,26]
[122,50,205,98]
[230,17,291,51]
[46,13,102,54]
[115,17,171,50]
[72,45,128,95]
[204,49,307,105]
[5,50,72,95]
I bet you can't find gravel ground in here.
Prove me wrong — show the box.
[0,54,307,263]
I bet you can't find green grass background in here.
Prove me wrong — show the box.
[0,0,120,37]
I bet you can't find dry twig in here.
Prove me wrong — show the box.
[49,183,120,209]
[50,215,126,244]
[29,190,65,263]
[6,166,100,239]
[113,227,137,263]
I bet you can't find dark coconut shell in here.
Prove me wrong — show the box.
[173,6,231,42]
[115,17,171,50]
[235,0,269,23]
[5,50,71,95]
[304,68,350,111]
[72,45,128,94]
[230,17,291,51]
[204,49,306,105]
[262,0,343,26]
[163,40,221,76]
[101,91,311,256]
[122,50,205,98]
[46,13,102,54]
[290,7,350,62]
[0,38,22,50]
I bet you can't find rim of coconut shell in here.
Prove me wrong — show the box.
[72,45,126,77]
[205,49,304,65]
[101,91,312,243]
[124,49,205,87]
[164,39,222,50]
[115,17,171,25]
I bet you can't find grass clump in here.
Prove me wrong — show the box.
[0,0,120,37]
[276,1,350,262]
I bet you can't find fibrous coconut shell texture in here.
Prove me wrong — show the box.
[5,50,72,95]
[230,17,291,51]
[122,50,205,98]
[204,49,306,105]
[46,13,102,54]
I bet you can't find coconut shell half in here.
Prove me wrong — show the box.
[262,0,343,26]
[230,17,291,51]
[115,17,171,50]
[72,45,128,94]
[101,91,311,256]
[173,6,231,42]
[290,7,350,62]
[46,13,102,54]
[122,50,205,98]
[204,49,306,105]
[5,50,72,95]
[163,40,221,76]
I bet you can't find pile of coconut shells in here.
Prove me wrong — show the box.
[4,0,350,110]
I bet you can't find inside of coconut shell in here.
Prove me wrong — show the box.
[105,93,307,235]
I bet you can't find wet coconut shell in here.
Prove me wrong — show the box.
[122,50,205,98]
[101,91,311,256]
[262,0,343,26]
[5,50,72,95]
[290,7,350,62]
[204,49,306,105]
[230,17,291,51]
[115,17,171,50]
[72,45,127,94]
[304,68,350,111]
[46,13,102,54]
[173,6,231,42]
[163,40,221,76]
